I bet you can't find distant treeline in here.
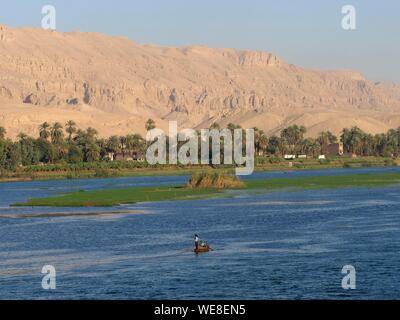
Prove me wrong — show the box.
[1,119,400,171]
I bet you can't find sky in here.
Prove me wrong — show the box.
[1,0,399,82]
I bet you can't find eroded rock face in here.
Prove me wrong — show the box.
[0,25,399,138]
[0,24,12,42]
[66,98,79,105]
[238,51,281,67]
[23,93,40,105]
[0,86,12,98]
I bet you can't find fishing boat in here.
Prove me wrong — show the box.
[194,242,211,254]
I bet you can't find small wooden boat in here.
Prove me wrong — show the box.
[194,243,211,254]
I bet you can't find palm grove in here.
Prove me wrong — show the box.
[0,120,400,171]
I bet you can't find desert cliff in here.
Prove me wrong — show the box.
[0,24,399,138]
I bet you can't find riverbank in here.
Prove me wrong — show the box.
[1,156,398,183]
[14,171,400,207]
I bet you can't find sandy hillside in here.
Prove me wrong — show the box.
[0,24,400,139]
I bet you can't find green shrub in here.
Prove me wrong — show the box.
[187,172,245,189]
[94,168,110,178]
[268,157,282,164]
[343,162,352,168]
[361,162,373,167]
[384,159,396,167]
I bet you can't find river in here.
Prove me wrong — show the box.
[1,167,400,299]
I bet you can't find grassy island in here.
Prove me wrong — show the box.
[13,172,400,207]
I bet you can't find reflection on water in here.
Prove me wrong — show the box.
[0,167,400,299]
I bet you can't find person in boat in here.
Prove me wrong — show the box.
[194,234,199,250]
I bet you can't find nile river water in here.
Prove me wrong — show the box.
[1,167,400,299]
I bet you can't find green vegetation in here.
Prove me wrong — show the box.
[0,155,397,183]
[245,172,400,190]
[187,172,245,189]
[1,121,400,182]
[15,172,400,207]
[15,185,220,207]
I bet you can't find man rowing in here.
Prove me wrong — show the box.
[194,234,199,250]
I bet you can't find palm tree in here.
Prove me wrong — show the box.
[209,123,220,130]
[73,129,86,145]
[361,134,375,156]
[281,125,307,154]
[120,136,127,157]
[317,131,337,154]
[39,122,51,140]
[17,132,28,142]
[227,123,241,132]
[0,126,6,140]
[106,135,121,159]
[341,128,351,153]
[386,129,400,156]
[396,127,400,155]
[65,120,77,141]
[50,122,64,144]
[16,133,36,166]
[267,135,280,155]
[126,134,145,158]
[125,134,135,156]
[300,138,320,157]
[86,127,98,141]
[341,127,364,155]
[145,119,156,132]
[277,137,288,156]
[258,131,268,155]
[85,143,100,162]
[253,127,268,156]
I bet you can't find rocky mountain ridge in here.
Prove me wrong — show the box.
[0,24,399,138]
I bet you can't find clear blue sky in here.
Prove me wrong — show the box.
[1,0,399,82]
